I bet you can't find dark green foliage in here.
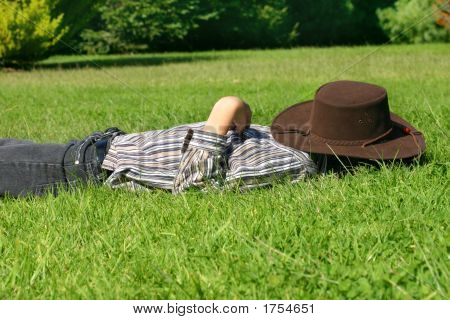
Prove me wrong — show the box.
[53,0,449,54]
[80,0,295,53]
[80,0,202,53]
[5,0,450,61]
[183,0,296,50]
[287,0,395,45]
[51,0,103,53]
[76,0,399,53]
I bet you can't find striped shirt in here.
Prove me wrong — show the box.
[101,122,317,193]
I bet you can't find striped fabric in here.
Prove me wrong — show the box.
[101,122,317,193]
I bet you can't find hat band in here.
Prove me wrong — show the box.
[274,127,393,147]
[308,128,393,147]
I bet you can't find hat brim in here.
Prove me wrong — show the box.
[270,101,426,160]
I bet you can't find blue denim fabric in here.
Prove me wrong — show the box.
[0,129,123,197]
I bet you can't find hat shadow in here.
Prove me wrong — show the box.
[313,153,429,176]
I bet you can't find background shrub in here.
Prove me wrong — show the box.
[286,0,395,45]
[51,0,103,53]
[182,0,296,51]
[2,0,450,62]
[0,0,66,66]
[435,0,450,30]
[77,0,295,54]
[76,0,399,53]
[377,0,450,43]
[80,0,202,54]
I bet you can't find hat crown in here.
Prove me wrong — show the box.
[310,81,391,141]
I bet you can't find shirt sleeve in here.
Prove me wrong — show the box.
[173,129,228,194]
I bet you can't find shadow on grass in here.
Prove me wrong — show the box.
[314,153,430,177]
[35,53,220,70]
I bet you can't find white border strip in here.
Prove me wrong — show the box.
[0,300,448,320]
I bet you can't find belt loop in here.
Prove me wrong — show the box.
[94,127,126,181]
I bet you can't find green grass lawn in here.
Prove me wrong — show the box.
[0,44,449,299]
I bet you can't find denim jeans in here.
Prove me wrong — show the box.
[0,129,122,197]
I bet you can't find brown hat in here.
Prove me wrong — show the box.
[271,80,425,160]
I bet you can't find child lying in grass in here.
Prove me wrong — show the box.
[0,81,425,197]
